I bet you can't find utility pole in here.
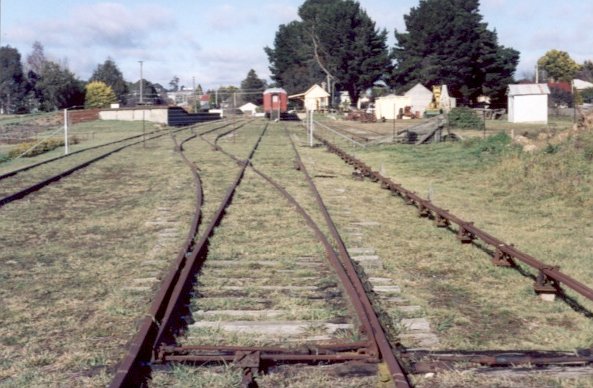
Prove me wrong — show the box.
[138,60,144,104]
[1,0,3,48]
[64,108,69,154]
[192,76,196,110]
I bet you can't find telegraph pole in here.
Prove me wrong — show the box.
[138,60,144,104]
[0,0,3,49]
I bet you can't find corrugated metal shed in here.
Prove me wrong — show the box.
[507,84,550,96]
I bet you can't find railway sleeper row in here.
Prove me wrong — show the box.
[111,123,411,387]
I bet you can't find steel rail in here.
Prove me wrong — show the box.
[316,135,593,303]
[0,128,166,180]
[156,125,396,383]
[109,128,207,388]
[153,124,268,347]
[0,119,225,181]
[402,349,593,372]
[0,121,232,209]
[0,129,183,208]
[285,128,410,387]
[110,123,268,388]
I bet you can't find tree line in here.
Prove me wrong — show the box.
[265,0,593,109]
[0,42,168,114]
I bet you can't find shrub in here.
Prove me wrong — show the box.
[7,136,79,159]
[462,132,515,157]
[448,107,484,129]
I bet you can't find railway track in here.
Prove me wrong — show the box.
[4,117,590,385]
[111,121,412,387]
[114,120,593,386]
[0,120,236,209]
[315,135,593,305]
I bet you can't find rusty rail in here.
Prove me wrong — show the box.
[0,119,225,181]
[149,122,412,386]
[315,135,593,303]
[0,130,182,209]
[403,349,593,373]
[110,123,268,387]
[286,128,410,387]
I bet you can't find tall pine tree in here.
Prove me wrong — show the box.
[240,69,267,105]
[265,0,390,106]
[391,0,518,107]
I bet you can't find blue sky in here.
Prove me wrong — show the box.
[2,0,592,91]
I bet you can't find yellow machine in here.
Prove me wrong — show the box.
[425,85,442,117]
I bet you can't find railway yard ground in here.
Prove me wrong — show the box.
[1,115,592,387]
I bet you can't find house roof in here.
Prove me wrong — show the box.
[404,83,432,96]
[573,79,593,90]
[507,84,550,96]
[239,102,258,110]
[288,84,330,99]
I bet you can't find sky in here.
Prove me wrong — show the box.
[1,0,592,91]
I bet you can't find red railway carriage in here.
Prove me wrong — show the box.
[263,88,287,119]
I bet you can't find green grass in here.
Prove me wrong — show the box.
[293,121,593,386]
[0,125,197,386]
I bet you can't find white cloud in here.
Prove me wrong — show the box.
[206,4,260,32]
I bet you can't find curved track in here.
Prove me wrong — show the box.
[110,121,411,387]
[0,121,234,208]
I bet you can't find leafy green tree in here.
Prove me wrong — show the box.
[216,85,241,108]
[90,58,128,104]
[580,87,593,104]
[127,79,163,105]
[537,50,581,82]
[240,69,267,105]
[265,0,390,105]
[391,0,519,106]
[298,0,390,105]
[0,46,29,113]
[85,81,117,108]
[35,61,85,111]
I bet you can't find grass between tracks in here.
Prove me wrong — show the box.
[298,121,593,387]
[0,123,197,387]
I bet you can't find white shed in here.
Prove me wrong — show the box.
[404,83,433,117]
[289,84,330,112]
[239,102,258,116]
[507,84,550,124]
[374,94,411,120]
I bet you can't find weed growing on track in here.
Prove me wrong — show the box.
[0,124,197,387]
